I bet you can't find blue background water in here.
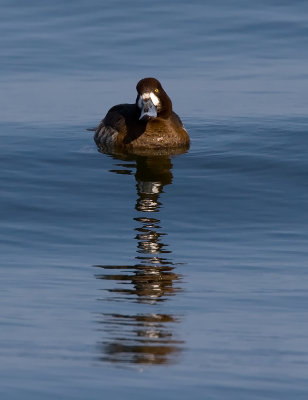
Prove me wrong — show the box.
[1,1,308,399]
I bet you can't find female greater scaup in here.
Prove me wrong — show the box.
[94,77,190,151]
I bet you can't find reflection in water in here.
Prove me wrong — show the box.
[95,150,187,365]
[98,313,182,365]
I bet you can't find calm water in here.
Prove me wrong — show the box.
[1,1,308,399]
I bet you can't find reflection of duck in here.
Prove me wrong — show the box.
[95,149,186,365]
[96,263,181,304]
[94,77,190,151]
[98,313,183,365]
[135,217,170,256]
[134,156,173,213]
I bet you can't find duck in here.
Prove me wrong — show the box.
[94,77,190,151]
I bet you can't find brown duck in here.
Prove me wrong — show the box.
[94,77,190,151]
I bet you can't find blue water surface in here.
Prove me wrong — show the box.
[1,1,308,399]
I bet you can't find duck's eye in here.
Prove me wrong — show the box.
[154,88,159,93]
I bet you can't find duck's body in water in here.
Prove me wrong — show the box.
[94,77,190,152]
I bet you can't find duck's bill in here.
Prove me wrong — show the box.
[139,98,157,121]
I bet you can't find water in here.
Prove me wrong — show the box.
[1,1,308,399]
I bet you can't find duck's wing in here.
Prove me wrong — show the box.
[103,103,138,134]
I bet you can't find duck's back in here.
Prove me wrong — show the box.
[94,103,138,148]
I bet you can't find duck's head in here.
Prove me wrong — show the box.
[136,77,172,121]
